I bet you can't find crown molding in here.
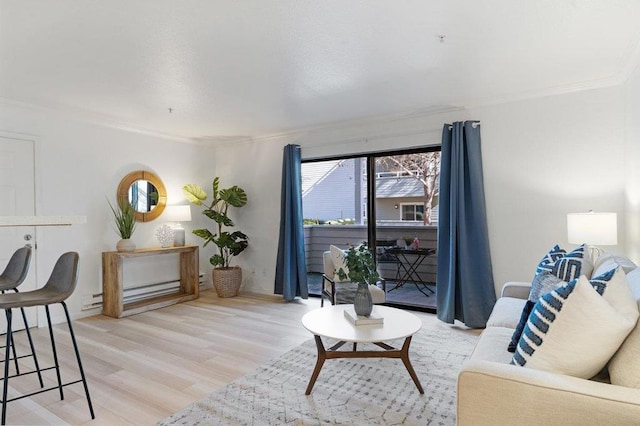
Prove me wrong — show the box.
[615,29,640,85]
[0,97,194,144]
[245,105,465,144]
[458,75,623,111]
[3,54,639,147]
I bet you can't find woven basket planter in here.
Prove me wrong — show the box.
[212,266,242,297]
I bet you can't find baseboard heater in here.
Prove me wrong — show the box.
[82,272,207,311]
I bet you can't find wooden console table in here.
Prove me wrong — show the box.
[102,245,199,318]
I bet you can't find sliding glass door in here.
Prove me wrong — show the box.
[301,157,368,296]
[373,152,440,310]
[301,147,440,311]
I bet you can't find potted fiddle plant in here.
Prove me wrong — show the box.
[107,198,137,252]
[336,242,379,316]
[183,177,249,297]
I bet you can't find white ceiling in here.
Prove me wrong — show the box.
[1,1,640,142]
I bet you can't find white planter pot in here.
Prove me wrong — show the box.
[116,238,136,252]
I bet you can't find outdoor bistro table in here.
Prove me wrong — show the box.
[384,247,436,296]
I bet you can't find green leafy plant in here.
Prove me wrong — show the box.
[183,177,249,268]
[107,198,136,239]
[336,242,380,286]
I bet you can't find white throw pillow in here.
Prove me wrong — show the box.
[619,266,640,300]
[329,245,350,282]
[512,269,638,379]
[588,267,640,322]
[592,253,637,278]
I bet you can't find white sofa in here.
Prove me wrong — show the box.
[458,260,640,425]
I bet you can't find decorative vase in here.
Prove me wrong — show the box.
[212,266,242,298]
[116,238,136,252]
[354,283,373,316]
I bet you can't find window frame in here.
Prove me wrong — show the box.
[302,145,441,246]
[399,202,425,221]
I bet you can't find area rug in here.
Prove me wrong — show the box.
[160,323,477,425]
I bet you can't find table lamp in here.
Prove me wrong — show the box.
[567,211,617,259]
[163,205,192,246]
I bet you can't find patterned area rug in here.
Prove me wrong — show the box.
[160,322,477,426]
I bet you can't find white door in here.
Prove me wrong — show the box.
[0,135,37,331]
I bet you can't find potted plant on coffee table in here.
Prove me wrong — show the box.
[183,177,248,297]
[336,242,380,316]
[107,198,137,252]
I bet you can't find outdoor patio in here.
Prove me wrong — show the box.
[305,223,438,311]
[307,272,436,311]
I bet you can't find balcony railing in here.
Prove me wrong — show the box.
[304,224,437,284]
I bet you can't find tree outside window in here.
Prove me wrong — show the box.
[376,151,441,225]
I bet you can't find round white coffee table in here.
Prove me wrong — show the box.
[301,304,423,395]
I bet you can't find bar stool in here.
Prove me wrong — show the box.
[0,246,43,386]
[0,252,94,424]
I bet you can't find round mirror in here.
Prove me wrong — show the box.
[117,170,167,222]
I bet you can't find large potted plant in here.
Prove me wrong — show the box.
[336,243,379,316]
[183,177,248,297]
[107,198,137,252]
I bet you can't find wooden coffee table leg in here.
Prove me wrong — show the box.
[400,336,424,394]
[305,335,326,395]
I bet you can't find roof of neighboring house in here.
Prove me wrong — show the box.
[376,177,424,198]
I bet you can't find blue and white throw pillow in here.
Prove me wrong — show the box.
[511,267,639,378]
[535,245,567,275]
[508,273,565,353]
[528,272,565,302]
[550,244,592,282]
[534,244,593,281]
[509,245,591,353]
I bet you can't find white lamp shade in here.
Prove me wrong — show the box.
[567,212,617,246]
[163,205,192,222]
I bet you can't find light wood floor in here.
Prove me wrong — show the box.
[3,289,453,425]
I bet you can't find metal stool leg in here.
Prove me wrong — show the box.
[9,334,18,376]
[18,307,43,388]
[2,309,12,425]
[61,302,94,419]
[44,306,64,401]
[0,292,17,377]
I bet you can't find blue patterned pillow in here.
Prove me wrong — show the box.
[509,245,589,354]
[528,273,564,302]
[550,244,592,281]
[535,245,566,275]
[507,273,565,353]
[511,268,639,378]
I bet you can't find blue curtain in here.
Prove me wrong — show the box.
[437,121,496,328]
[274,144,308,300]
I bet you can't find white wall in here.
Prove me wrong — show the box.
[624,64,640,262]
[220,86,626,297]
[0,82,629,316]
[470,87,625,289]
[0,102,215,322]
